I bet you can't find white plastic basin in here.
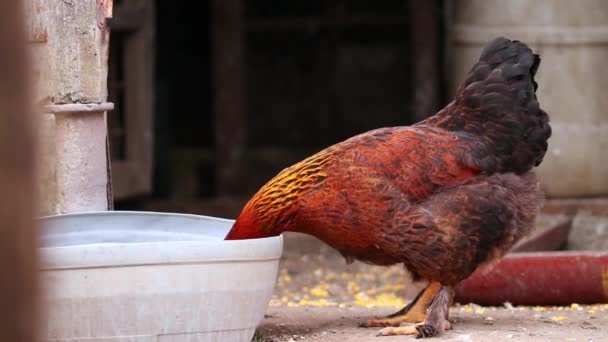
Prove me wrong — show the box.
[39,211,283,342]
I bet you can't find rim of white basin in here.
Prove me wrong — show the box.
[38,211,283,270]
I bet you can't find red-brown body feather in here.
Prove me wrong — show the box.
[225,37,550,287]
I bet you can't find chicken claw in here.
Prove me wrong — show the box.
[375,285,453,338]
[376,320,451,338]
[376,325,419,336]
[361,281,441,327]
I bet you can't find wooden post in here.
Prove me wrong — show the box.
[0,0,39,340]
[212,0,247,197]
[108,0,156,200]
[409,0,441,122]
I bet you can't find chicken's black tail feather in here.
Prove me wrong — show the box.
[423,37,551,174]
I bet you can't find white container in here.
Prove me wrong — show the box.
[39,211,283,342]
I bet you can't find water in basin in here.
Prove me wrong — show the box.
[40,211,230,248]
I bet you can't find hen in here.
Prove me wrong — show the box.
[225,37,551,338]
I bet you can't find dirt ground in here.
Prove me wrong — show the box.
[254,216,608,342]
[258,305,607,342]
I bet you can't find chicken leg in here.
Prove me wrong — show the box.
[361,281,441,327]
[377,285,455,338]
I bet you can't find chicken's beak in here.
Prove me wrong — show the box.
[224,226,246,240]
[224,222,281,240]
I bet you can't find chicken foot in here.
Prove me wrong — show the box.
[360,281,441,327]
[377,285,455,338]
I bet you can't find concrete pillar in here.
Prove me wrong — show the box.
[26,0,114,214]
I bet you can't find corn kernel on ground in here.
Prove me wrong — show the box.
[267,255,608,315]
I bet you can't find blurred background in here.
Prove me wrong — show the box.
[110,0,447,217]
[33,0,608,222]
[104,0,608,219]
[5,1,607,340]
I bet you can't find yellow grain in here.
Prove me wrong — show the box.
[310,284,330,298]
